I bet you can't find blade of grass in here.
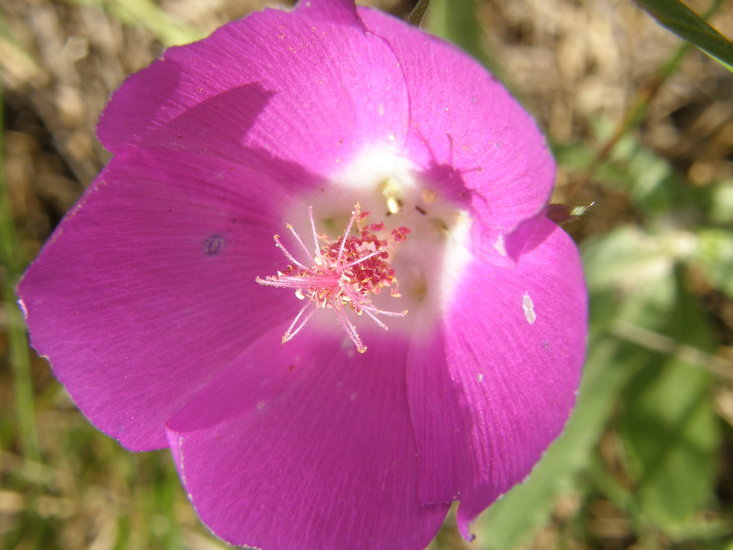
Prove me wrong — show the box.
[427,0,506,82]
[0,83,41,462]
[107,0,204,46]
[65,0,204,47]
[635,0,733,72]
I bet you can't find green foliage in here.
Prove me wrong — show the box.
[693,228,733,299]
[634,0,733,72]
[586,129,726,533]
[619,275,719,528]
[0,83,40,463]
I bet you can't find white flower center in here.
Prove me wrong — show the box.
[258,149,472,352]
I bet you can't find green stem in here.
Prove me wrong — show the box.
[0,83,41,462]
[565,42,690,200]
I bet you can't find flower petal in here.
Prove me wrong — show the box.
[406,219,587,536]
[358,8,555,263]
[18,148,299,451]
[98,6,409,177]
[166,327,449,550]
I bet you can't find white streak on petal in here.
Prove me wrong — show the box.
[522,291,536,325]
[493,235,507,256]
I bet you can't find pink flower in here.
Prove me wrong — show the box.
[18,1,587,548]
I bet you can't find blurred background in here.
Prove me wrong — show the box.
[1,0,732,548]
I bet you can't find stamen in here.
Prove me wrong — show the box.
[273,234,308,270]
[286,223,313,261]
[340,247,387,269]
[256,204,410,353]
[334,304,367,353]
[337,203,361,263]
[282,302,316,343]
[361,308,388,331]
[363,306,409,318]
[307,206,323,261]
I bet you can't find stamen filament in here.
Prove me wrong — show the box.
[337,203,361,264]
[256,275,339,288]
[282,302,316,343]
[286,223,314,261]
[362,308,389,331]
[362,306,409,318]
[308,206,323,261]
[273,235,308,270]
[334,304,367,353]
[340,247,386,269]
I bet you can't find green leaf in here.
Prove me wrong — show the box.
[581,230,721,532]
[708,180,733,225]
[635,0,733,72]
[691,228,733,299]
[619,277,720,528]
[582,226,677,301]
[622,355,718,526]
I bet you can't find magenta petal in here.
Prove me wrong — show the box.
[98,7,409,177]
[166,327,449,550]
[407,219,587,535]
[358,7,555,262]
[18,148,297,450]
